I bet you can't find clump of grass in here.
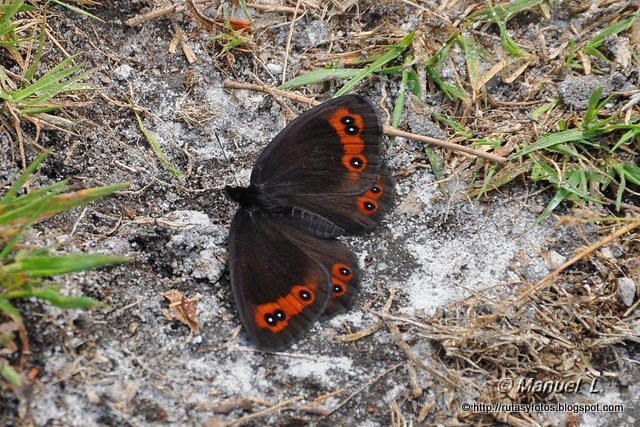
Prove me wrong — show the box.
[497,87,640,225]
[382,217,639,425]
[280,31,416,95]
[1,1,95,170]
[0,153,129,388]
[0,0,133,391]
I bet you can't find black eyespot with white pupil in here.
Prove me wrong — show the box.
[264,313,277,326]
[340,116,359,135]
[339,267,350,276]
[371,185,381,194]
[275,309,286,320]
[333,284,343,293]
[350,157,364,169]
[364,201,375,211]
[298,290,312,301]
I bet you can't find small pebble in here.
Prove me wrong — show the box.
[114,64,133,80]
[547,250,567,269]
[617,277,636,306]
[266,63,282,75]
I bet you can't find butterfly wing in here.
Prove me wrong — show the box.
[228,209,361,350]
[251,95,382,195]
[279,168,395,234]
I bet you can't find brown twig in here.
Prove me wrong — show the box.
[225,396,303,426]
[324,363,403,418]
[383,126,507,163]
[517,219,640,302]
[222,80,509,163]
[245,2,299,14]
[334,287,396,343]
[281,0,303,85]
[125,0,210,27]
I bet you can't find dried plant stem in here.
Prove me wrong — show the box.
[222,80,508,163]
[281,0,302,85]
[324,363,403,418]
[383,125,507,163]
[226,396,303,427]
[518,220,640,301]
[246,3,299,14]
[125,0,210,27]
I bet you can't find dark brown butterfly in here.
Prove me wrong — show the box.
[225,95,394,350]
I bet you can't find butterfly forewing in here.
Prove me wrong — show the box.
[251,95,382,195]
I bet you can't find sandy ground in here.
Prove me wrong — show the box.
[1,1,639,426]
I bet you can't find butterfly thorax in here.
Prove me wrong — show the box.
[225,185,345,238]
[225,185,282,212]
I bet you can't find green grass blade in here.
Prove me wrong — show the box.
[22,287,100,308]
[279,69,361,90]
[11,56,79,101]
[585,15,636,51]
[610,126,640,152]
[50,0,105,23]
[583,87,603,128]
[530,99,559,120]
[486,0,523,56]
[406,67,422,98]
[0,297,22,319]
[0,364,21,386]
[0,209,43,259]
[389,56,414,146]
[532,169,589,227]
[133,109,182,177]
[622,163,640,186]
[334,31,414,97]
[0,150,50,204]
[434,113,472,138]
[469,160,533,196]
[38,183,130,217]
[459,31,481,93]
[25,71,92,105]
[0,183,127,226]
[470,0,543,22]
[512,128,584,158]
[4,254,129,277]
[0,180,68,213]
[613,164,626,211]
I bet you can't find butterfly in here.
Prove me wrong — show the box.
[225,94,394,350]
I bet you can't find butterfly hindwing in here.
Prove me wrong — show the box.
[251,95,382,196]
[228,209,361,350]
[280,167,395,234]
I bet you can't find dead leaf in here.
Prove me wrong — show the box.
[163,289,200,334]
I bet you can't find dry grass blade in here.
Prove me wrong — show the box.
[380,218,640,424]
[334,287,395,343]
[224,396,303,426]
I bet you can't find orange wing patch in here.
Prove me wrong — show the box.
[329,108,367,179]
[356,175,385,215]
[254,280,318,333]
[330,263,354,298]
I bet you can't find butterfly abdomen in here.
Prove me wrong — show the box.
[282,207,344,238]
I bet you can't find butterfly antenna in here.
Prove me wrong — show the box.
[215,133,240,187]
